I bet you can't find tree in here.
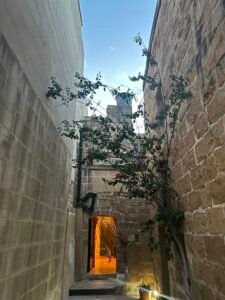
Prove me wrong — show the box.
[47,34,192,298]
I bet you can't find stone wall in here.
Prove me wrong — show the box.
[144,0,225,299]
[92,193,152,274]
[0,1,85,300]
[81,166,122,195]
[74,165,153,279]
[0,0,86,153]
[126,232,156,296]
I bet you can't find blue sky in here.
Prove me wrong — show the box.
[80,0,157,113]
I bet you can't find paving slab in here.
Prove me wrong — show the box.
[69,296,138,300]
[69,279,119,295]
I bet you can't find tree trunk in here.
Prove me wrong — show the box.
[170,227,191,300]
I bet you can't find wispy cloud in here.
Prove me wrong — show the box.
[115,65,145,93]
[109,46,117,52]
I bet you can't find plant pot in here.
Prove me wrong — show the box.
[139,288,151,300]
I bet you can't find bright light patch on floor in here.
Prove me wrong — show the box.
[153,290,160,297]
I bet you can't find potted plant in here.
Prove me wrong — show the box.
[138,282,151,300]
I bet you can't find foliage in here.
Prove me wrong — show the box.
[139,282,151,290]
[47,33,192,298]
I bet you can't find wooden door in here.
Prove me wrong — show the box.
[87,217,97,272]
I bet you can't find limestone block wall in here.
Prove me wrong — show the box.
[78,165,153,275]
[0,0,86,153]
[81,166,122,196]
[144,0,225,299]
[75,190,152,279]
[85,193,152,274]
[0,1,85,300]
[127,232,156,296]
[0,34,71,300]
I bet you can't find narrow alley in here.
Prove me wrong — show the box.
[1,1,225,300]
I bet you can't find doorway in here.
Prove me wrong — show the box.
[88,216,117,274]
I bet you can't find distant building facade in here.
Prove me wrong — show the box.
[107,92,133,125]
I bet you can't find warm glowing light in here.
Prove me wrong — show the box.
[153,290,160,297]
[89,216,117,274]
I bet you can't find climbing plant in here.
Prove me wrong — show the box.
[47,34,192,298]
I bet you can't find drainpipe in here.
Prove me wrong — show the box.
[74,128,83,207]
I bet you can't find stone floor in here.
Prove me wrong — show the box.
[89,256,116,274]
[69,296,138,299]
[69,278,118,292]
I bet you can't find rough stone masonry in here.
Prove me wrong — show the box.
[144,0,225,299]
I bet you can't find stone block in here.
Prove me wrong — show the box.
[171,160,183,181]
[184,234,195,256]
[182,127,196,152]
[16,170,40,200]
[0,186,11,218]
[216,53,225,87]
[13,112,34,150]
[204,235,225,264]
[0,95,15,130]
[190,165,204,190]
[0,62,6,89]
[89,175,105,184]
[194,112,209,139]
[0,249,5,279]
[201,154,217,182]
[26,245,39,268]
[33,203,44,222]
[193,212,208,234]
[191,280,216,300]
[207,206,225,234]
[39,242,51,263]
[182,149,196,175]
[195,130,215,163]
[214,144,225,171]
[0,277,13,300]
[212,0,225,29]
[0,157,18,191]
[39,184,52,205]
[186,97,203,126]
[211,117,225,147]
[192,258,215,289]
[213,264,225,295]
[177,173,192,195]
[188,189,211,212]
[180,194,189,211]
[12,271,28,299]
[184,214,195,233]
[190,280,202,300]
[17,196,35,220]
[0,126,14,160]
[193,235,206,258]
[11,246,25,274]
[7,220,20,246]
[18,221,32,245]
[0,75,23,118]
[207,88,225,124]
[207,174,225,205]
[178,118,188,138]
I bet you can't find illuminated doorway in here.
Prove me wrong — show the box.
[88,216,117,274]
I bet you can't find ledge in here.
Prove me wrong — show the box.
[143,0,162,90]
